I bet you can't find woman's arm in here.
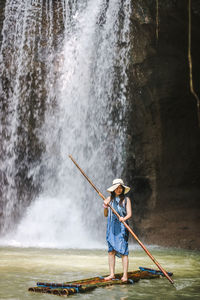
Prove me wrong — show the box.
[103,196,111,217]
[119,197,132,222]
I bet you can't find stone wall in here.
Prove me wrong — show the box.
[125,0,200,249]
[0,0,6,46]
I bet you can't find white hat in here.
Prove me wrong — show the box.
[107,178,130,194]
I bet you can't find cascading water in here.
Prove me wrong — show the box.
[0,0,131,248]
[0,0,65,234]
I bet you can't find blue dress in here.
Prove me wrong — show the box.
[106,197,129,257]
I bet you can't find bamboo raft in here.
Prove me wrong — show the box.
[28,267,173,296]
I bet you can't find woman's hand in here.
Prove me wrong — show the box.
[103,197,110,217]
[104,197,111,207]
[103,202,108,208]
[119,216,125,222]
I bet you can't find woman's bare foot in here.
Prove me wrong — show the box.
[104,275,115,281]
[121,276,128,282]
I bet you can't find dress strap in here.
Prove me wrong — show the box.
[124,197,127,207]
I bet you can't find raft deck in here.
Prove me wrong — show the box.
[28,267,173,296]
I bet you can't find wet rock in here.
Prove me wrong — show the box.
[0,0,6,46]
[125,0,200,250]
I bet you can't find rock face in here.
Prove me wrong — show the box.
[125,0,200,249]
[0,1,199,249]
[0,0,6,45]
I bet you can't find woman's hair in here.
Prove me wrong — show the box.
[110,186,125,206]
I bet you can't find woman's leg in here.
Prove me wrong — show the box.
[104,251,116,280]
[121,255,128,281]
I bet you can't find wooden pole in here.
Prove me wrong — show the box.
[69,155,174,284]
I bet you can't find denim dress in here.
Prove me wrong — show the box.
[106,197,129,257]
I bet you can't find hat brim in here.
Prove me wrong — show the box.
[107,183,130,194]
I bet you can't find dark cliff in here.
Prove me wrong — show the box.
[125,0,200,249]
[0,0,6,46]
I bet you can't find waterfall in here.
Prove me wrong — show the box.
[0,0,131,248]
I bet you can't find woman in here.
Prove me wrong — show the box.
[103,178,132,282]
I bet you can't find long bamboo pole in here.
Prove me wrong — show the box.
[69,155,174,284]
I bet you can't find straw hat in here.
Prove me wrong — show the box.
[107,178,130,194]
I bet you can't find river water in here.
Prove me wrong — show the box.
[0,246,199,299]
